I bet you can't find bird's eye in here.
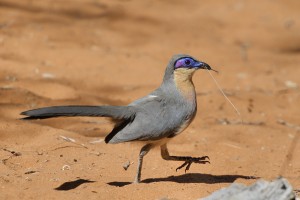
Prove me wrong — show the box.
[174,57,195,69]
[185,59,191,65]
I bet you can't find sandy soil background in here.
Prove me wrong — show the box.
[0,0,300,199]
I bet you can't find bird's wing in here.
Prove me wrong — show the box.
[106,93,181,143]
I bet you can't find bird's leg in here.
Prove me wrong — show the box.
[160,144,209,172]
[133,143,152,184]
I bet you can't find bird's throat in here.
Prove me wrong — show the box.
[174,69,196,101]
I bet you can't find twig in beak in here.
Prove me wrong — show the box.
[210,68,219,73]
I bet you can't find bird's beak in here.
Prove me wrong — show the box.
[195,61,218,73]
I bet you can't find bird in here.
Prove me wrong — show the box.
[21,54,215,183]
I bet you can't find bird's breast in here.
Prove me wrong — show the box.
[165,69,198,138]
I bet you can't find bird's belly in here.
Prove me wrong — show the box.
[170,116,195,137]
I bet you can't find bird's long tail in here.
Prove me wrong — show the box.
[20,105,135,120]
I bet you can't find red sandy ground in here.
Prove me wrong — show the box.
[0,0,299,199]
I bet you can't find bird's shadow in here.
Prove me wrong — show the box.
[55,179,95,191]
[107,173,258,187]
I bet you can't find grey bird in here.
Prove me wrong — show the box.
[21,54,215,183]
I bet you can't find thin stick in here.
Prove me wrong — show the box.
[207,70,241,116]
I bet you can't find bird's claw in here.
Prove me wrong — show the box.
[176,156,210,172]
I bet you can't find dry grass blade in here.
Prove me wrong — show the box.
[59,135,88,149]
[207,69,241,116]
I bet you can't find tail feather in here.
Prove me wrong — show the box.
[21,105,135,120]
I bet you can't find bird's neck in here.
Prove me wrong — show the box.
[173,69,196,101]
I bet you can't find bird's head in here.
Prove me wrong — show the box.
[162,54,216,81]
[174,56,212,71]
[163,54,217,84]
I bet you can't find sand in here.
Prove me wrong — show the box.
[0,0,299,199]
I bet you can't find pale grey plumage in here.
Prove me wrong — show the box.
[21,54,213,183]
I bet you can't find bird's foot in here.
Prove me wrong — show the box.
[176,156,210,172]
[133,175,141,184]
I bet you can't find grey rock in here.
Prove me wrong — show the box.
[201,177,296,200]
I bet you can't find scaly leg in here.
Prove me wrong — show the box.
[133,143,152,183]
[160,144,209,172]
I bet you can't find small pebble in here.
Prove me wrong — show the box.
[123,160,131,170]
[285,80,298,88]
[42,73,56,79]
[62,165,71,170]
